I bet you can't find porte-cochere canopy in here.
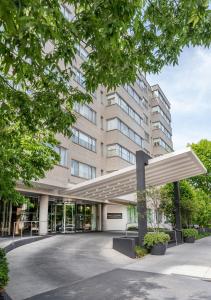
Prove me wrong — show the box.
[63,148,207,202]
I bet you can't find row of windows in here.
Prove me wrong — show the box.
[153,89,170,110]
[107,93,144,127]
[107,118,143,147]
[71,160,96,179]
[152,121,171,140]
[152,106,171,125]
[72,67,86,89]
[136,77,147,93]
[74,103,96,124]
[153,138,172,152]
[72,128,96,152]
[76,44,89,61]
[60,5,73,21]
[107,144,136,164]
[124,84,149,110]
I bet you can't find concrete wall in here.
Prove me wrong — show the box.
[103,204,128,231]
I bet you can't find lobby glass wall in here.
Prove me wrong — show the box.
[0,196,39,236]
[48,200,99,233]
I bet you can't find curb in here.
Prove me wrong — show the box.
[3,235,52,254]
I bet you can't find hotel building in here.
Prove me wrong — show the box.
[0,5,173,236]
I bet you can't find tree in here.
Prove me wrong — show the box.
[1,1,211,203]
[193,188,211,227]
[189,139,211,195]
[160,181,198,227]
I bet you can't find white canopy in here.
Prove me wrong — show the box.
[63,148,206,202]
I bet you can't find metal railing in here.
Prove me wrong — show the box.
[13,221,40,239]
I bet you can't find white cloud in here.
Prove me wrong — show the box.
[147,46,211,150]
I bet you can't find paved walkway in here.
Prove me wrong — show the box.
[6,234,211,300]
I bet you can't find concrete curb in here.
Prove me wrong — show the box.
[3,235,52,254]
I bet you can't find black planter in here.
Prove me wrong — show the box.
[151,243,167,255]
[184,236,195,243]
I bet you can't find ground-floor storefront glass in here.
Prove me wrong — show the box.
[48,200,99,233]
[0,196,39,236]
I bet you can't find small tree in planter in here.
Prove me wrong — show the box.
[0,248,9,297]
[182,228,198,243]
[137,187,170,255]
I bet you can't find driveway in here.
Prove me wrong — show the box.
[6,234,211,300]
[6,232,133,300]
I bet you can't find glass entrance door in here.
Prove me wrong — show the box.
[75,204,98,232]
[64,203,75,233]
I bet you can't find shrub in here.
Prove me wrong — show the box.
[182,228,198,239]
[144,232,170,249]
[134,246,148,258]
[0,248,9,290]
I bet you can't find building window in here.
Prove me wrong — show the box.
[107,144,135,164]
[71,160,96,179]
[72,128,96,152]
[136,77,147,93]
[60,5,73,21]
[54,146,68,167]
[152,121,172,140]
[153,138,173,152]
[143,114,148,125]
[107,93,143,127]
[147,208,153,224]
[75,44,88,61]
[107,118,143,147]
[153,89,170,110]
[127,205,138,224]
[152,106,171,125]
[74,103,96,124]
[124,84,148,110]
[72,67,86,89]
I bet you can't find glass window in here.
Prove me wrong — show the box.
[71,160,96,179]
[72,128,96,152]
[54,146,68,167]
[74,104,96,124]
[76,44,89,61]
[107,144,135,164]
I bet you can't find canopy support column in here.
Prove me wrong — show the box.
[173,181,182,243]
[136,150,151,246]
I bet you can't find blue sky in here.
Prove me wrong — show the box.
[147,47,211,150]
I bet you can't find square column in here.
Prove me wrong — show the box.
[39,195,49,235]
[136,150,151,246]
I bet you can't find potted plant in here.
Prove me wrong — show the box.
[182,228,198,243]
[144,232,170,255]
[0,248,9,299]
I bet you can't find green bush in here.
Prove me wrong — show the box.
[196,232,211,240]
[134,246,148,258]
[144,232,170,248]
[182,228,198,239]
[0,248,9,290]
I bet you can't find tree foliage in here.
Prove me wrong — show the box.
[160,181,198,227]
[0,1,211,203]
[189,139,211,194]
[160,180,211,227]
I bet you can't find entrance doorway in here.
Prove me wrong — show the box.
[48,201,99,233]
